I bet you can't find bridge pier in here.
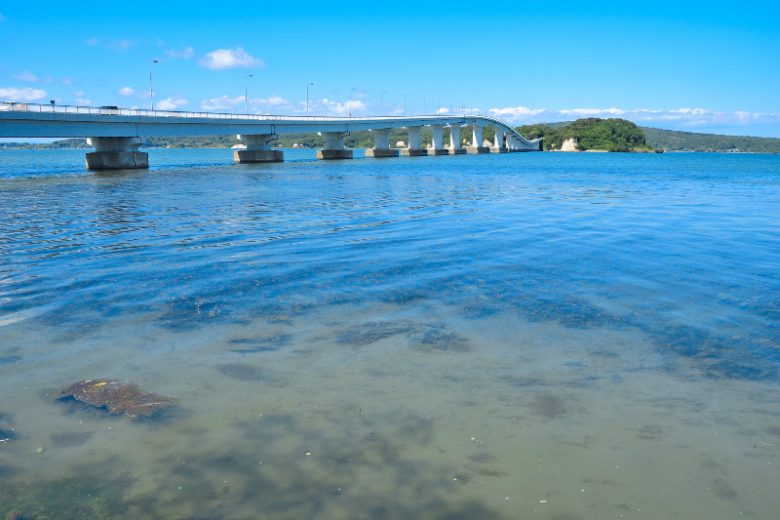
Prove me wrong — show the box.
[85,137,148,170]
[448,125,466,154]
[317,132,353,160]
[428,125,448,155]
[491,126,508,153]
[467,125,490,154]
[234,134,283,163]
[365,128,399,158]
[400,126,427,156]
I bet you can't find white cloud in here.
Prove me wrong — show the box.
[76,98,92,106]
[198,47,264,70]
[200,94,292,113]
[166,46,194,59]
[0,87,47,101]
[118,86,135,96]
[559,107,626,117]
[317,98,366,116]
[61,77,73,85]
[157,97,188,110]
[489,106,547,121]
[13,71,39,83]
[201,95,243,111]
[258,96,290,108]
[520,106,780,133]
[436,107,450,115]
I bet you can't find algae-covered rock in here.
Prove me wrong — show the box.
[59,379,174,418]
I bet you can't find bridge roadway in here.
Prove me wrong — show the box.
[0,101,541,170]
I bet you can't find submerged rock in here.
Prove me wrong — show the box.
[0,412,15,445]
[336,321,414,347]
[216,363,267,381]
[59,379,174,418]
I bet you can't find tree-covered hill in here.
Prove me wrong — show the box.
[641,127,780,153]
[516,118,651,152]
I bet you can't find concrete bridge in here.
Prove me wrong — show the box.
[0,101,541,170]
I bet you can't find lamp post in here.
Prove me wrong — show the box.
[306,82,314,116]
[380,91,387,115]
[245,74,254,115]
[149,59,158,111]
[348,87,356,117]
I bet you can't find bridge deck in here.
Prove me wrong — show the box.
[0,102,537,146]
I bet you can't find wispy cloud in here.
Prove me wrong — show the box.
[200,95,292,112]
[165,46,194,60]
[0,87,47,101]
[12,71,39,83]
[313,98,366,116]
[260,96,292,108]
[118,86,135,96]
[198,48,264,70]
[556,107,780,129]
[157,97,188,110]
[559,107,625,117]
[489,106,547,119]
[487,105,780,132]
[201,94,365,116]
[85,37,136,51]
[12,72,74,85]
[201,95,242,111]
[436,107,450,115]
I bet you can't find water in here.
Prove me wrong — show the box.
[0,148,778,519]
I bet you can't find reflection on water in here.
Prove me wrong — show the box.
[0,150,779,519]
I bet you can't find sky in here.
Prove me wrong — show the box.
[1,0,779,137]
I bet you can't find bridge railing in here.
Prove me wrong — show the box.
[0,100,475,122]
[0,100,365,121]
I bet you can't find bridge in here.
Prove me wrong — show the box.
[0,101,541,170]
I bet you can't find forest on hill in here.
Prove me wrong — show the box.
[516,118,651,152]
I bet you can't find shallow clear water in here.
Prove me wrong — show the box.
[0,149,778,519]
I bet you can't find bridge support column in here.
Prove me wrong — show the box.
[428,125,448,155]
[467,125,489,154]
[506,136,516,152]
[491,126,508,153]
[365,128,399,158]
[234,134,283,163]
[317,132,353,160]
[85,137,148,170]
[448,125,466,154]
[401,126,427,156]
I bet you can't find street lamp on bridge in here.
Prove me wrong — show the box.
[306,82,314,116]
[348,88,356,117]
[149,59,158,111]
[245,74,254,115]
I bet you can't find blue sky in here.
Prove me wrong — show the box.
[1,0,779,136]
